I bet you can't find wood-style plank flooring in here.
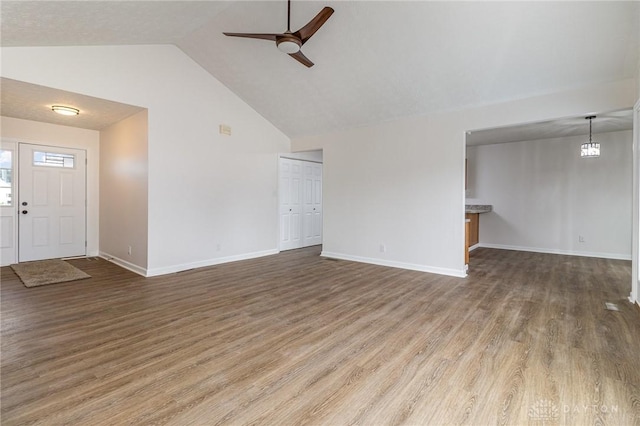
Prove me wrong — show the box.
[1,247,639,425]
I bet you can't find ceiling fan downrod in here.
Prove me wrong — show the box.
[222,0,334,68]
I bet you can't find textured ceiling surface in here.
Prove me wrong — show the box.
[0,1,232,47]
[1,78,145,131]
[1,1,639,138]
[467,109,634,146]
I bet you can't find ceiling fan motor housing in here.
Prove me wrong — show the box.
[223,1,334,67]
[276,34,302,53]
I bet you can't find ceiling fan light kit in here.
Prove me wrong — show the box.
[276,35,301,54]
[223,0,334,67]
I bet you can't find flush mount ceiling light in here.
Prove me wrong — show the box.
[580,115,600,158]
[51,105,79,116]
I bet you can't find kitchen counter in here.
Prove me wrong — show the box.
[465,204,492,214]
[465,205,490,255]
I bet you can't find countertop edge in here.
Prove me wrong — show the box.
[465,204,493,214]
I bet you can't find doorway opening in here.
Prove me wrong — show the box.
[0,141,87,266]
[464,109,636,300]
[278,150,323,252]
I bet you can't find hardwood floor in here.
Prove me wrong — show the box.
[1,247,639,425]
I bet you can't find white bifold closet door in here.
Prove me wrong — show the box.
[279,158,322,251]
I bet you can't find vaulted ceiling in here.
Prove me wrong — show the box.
[1,1,639,138]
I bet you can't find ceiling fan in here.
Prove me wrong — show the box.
[223,0,334,68]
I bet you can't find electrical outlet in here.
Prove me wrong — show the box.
[127,246,132,255]
[216,243,221,251]
[380,244,386,253]
[579,236,585,243]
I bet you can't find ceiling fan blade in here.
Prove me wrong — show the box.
[293,7,334,45]
[289,50,314,68]
[223,33,280,41]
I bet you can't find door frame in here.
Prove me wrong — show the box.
[18,143,88,262]
[0,140,17,266]
[631,99,639,306]
[277,152,324,252]
[0,140,89,265]
[278,156,304,251]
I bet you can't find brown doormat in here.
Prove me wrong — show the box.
[10,259,91,288]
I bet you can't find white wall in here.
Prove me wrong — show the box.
[467,131,632,259]
[1,45,290,275]
[2,45,637,279]
[0,116,100,256]
[293,79,637,277]
[99,110,149,274]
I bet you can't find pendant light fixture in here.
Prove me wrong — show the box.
[580,115,600,157]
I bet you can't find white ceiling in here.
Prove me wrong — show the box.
[467,109,634,146]
[1,1,639,138]
[1,78,144,131]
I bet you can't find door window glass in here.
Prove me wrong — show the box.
[33,151,75,168]
[0,150,12,206]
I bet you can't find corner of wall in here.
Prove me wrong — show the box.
[99,109,149,272]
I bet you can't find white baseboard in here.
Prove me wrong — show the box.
[476,243,631,261]
[320,251,467,278]
[145,249,279,277]
[99,251,148,277]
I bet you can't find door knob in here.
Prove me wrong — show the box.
[21,210,28,215]
[21,201,28,206]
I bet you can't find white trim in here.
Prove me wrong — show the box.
[476,243,631,261]
[279,154,323,164]
[278,151,324,164]
[277,157,323,251]
[99,251,147,277]
[469,243,481,252]
[100,249,280,277]
[321,251,467,278]
[631,98,640,304]
[275,153,281,251]
[0,139,17,266]
[462,132,468,277]
[145,249,279,277]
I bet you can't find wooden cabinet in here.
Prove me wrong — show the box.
[465,220,470,264]
[465,213,479,247]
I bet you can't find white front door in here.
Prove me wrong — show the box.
[279,158,303,251]
[18,144,87,262]
[302,162,322,247]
